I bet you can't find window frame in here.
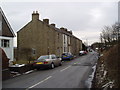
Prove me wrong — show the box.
[1,39,10,48]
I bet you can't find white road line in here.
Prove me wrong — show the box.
[26,76,52,90]
[60,66,71,72]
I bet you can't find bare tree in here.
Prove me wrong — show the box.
[100,22,120,48]
[21,48,36,64]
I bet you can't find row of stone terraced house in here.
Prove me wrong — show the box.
[17,11,82,61]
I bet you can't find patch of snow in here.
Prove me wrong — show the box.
[102,80,114,89]
[92,63,97,70]
[100,54,103,57]
[85,63,97,88]
[100,64,104,72]
[103,70,107,78]
[101,64,104,67]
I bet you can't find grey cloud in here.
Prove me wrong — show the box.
[1,2,118,45]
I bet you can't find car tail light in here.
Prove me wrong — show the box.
[44,61,48,64]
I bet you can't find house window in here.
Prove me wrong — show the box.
[32,48,36,55]
[58,33,59,38]
[64,47,66,52]
[1,39,10,48]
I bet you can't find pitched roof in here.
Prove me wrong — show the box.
[0,7,15,37]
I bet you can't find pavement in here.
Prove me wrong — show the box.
[2,52,98,89]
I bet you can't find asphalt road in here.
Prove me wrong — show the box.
[2,52,98,89]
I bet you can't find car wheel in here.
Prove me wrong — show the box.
[59,61,62,66]
[51,63,55,69]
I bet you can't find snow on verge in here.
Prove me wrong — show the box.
[85,63,97,88]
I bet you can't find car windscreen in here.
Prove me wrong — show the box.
[37,56,49,61]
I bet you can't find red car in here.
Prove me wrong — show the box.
[79,50,87,56]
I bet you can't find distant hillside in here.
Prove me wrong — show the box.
[92,43,120,88]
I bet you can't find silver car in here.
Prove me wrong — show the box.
[33,54,62,70]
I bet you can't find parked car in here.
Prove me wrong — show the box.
[79,50,87,56]
[61,52,74,61]
[33,54,62,70]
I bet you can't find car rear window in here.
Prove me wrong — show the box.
[37,55,49,61]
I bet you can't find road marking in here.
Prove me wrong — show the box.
[24,70,34,74]
[26,76,52,90]
[60,66,71,72]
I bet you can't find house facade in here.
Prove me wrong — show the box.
[0,7,15,62]
[17,11,82,61]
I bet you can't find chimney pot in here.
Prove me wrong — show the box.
[36,11,38,13]
[33,11,35,14]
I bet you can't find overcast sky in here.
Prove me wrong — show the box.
[0,0,119,46]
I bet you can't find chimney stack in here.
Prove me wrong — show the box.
[64,28,67,32]
[60,27,64,30]
[60,27,68,32]
[51,23,56,27]
[43,19,49,24]
[32,11,39,21]
[68,31,72,34]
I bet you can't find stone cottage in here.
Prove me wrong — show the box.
[17,11,82,61]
